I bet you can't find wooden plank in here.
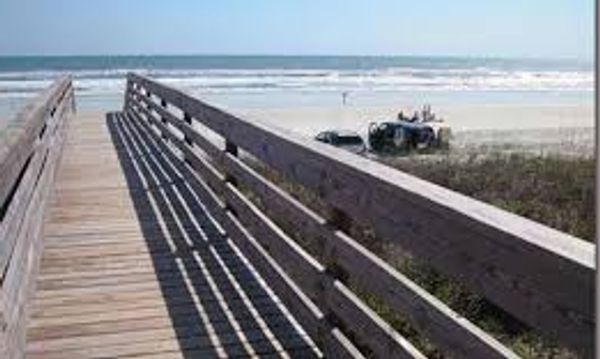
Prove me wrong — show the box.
[0,77,73,359]
[114,110,320,357]
[132,91,222,160]
[27,110,320,358]
[28,308,296,342]
[31,292,279,319]
[129,104,423,358]
[128,87,513,357]
[0,82,72,278]
[126,107,361,358]
[128,104,226,195]
[222,183,324,296]
[28,334,312,359]
[222,180,429,358]
[1,143,61,358]
[29,298,289,329]
[0,140,47,279]
[218,151,517,358]
[116,110,324,357]
[218,159,499,358]
[222,211,361,358]
[125,102,516,357]
[326,280,426,359]
[28,324,312,356]
[0,75,71,206]
[128,73,594,353]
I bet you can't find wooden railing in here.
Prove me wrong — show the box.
[0,76,74,358]
[125,73,595,358]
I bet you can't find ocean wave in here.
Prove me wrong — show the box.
[0,67,593,98]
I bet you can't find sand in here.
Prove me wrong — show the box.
[1,97,593,156]
[233,102,594,136]
[230,102,594,157]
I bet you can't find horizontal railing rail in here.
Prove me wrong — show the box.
[125,72,594,358]
[0,75,74,358]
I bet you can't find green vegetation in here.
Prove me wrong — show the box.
[380,152,594,242]
[377,152,592,358]
[243,150,591,358]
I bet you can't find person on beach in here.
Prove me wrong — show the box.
[342,91,348,105]
[410,111,419,122]
[397,111,405,121]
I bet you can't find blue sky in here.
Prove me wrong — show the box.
[0,0,593,59]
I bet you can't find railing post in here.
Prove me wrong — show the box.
[70,86,77,114]
[328,208,352,234]
[224,140,239,187]
[133,83,139,100]
[145,89,151,105]
[133,83,141,112]
[124,81,132,111]
[320,207,352,320]
[225,140,238,157]
[183,113,193,146]
[160,99,168,140]
[128,82,139,112]
[142,89,152,122]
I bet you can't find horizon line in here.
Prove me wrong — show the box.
[0,53,592,63]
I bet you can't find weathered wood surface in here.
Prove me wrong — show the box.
[127,78,510,358]
[128,85,514,358]
[0,76,71,210]
[218,151,515,358]
[128,95,389,357]
[126,73,595,357]
[9,72,592,358]
[0,76,74,359]
[130,91,515,357]
[26,111,320,359]
[123,107,365,358]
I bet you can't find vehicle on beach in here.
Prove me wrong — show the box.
[368,105,451,153]
[315,130,366,154]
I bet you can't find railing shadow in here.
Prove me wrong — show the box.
[106,111,316,358]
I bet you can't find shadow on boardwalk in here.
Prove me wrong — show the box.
[106,111,317,358]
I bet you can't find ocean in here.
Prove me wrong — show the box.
[0,55,593,119]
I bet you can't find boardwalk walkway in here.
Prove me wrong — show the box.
[0,74,591,358]
[26,111,318,358]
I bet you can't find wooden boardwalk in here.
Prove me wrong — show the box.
[0,75,592,358]
[26,111,318,358]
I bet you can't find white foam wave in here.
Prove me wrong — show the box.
[0,67,593,98]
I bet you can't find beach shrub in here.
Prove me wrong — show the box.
[241,151,588,358]
[381,152,594,242]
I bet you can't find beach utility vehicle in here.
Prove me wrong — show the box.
[315,130,366,154]
[368,104,451,152]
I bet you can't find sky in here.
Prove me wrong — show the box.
[0,0,594,60]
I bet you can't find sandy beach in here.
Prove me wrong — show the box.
[2,99,592,157]
[231,101,594,156]
[235,102,593,135]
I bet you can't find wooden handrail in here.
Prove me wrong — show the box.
[0,76,71,209]
[125,72,595,357]
[0,75,74,359]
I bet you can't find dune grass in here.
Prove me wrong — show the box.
[380,152,594,242]
[376,151,592,358]
[242,150,591,358]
